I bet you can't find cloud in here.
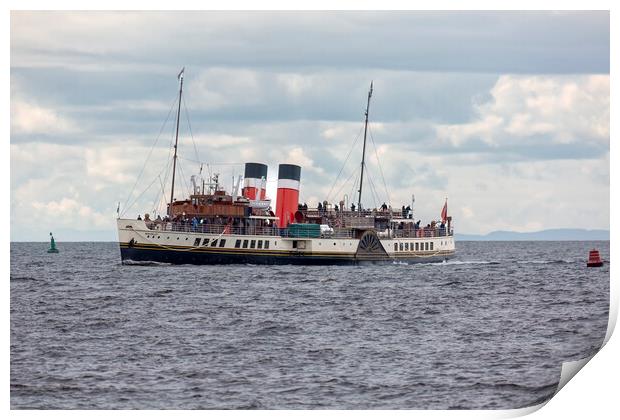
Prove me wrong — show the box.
[11,99,78,135]
[435,75,609,157]
[9,12,610,239]
[31,198,110,229]
[11,11,609,74]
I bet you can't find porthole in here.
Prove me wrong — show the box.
[333,242,336,246]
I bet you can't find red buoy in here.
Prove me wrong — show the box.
[587,249,603,267]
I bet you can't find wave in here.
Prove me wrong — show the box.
[437,260,500,265]
[121,259,172,266]
[517,259,573,264]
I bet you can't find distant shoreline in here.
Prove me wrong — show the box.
[10,228,610,243]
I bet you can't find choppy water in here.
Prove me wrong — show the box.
[10,241,609,409]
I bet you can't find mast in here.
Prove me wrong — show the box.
[168,67,184,216]
[357,81,373,213]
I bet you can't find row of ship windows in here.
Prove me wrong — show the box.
[144,234,275,250]
[194,238,273,249]
[394,241,433,252]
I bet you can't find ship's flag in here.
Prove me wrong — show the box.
[441,200,448,223]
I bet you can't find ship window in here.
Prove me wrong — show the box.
[394,243,398,252]
[405,243,409,251]
[425,242,429,251]
[202,238,209,246]
[292,240,298,249]
[415,242,419,251]
[235,239,241,248]
[399,243,403,251]
[242,240,249,248]
[430,242,434,250]
[410,242,414,250]
[264,240,270,249]
[250,240,256,248]
[257,240,263,249]
[211,239,218,247]
[193,238,200,246]
[219,239,226,248]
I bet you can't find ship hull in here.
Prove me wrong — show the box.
[119,243,453,265]
[117,219,455,266]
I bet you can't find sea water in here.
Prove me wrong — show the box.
[10,241,609,409]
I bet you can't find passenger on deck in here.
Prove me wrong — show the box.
[381,202,388,211]
[401,205,406,218]
[137,215,142,220]
[351,203,356,212]
[334,204,339,212]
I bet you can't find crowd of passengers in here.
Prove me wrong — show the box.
[136,212,274,233]
[136,202,450,237]
[299,201,415,218]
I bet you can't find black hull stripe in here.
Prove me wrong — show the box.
[119,242,455,259]
[119,245,455,265]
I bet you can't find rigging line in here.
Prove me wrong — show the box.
[176,156,245,167]
[365,165,381,210]
[182,95,201,168]
[331,165,360,204]
[176,158,191,200]
[124,131,176,216]
[121,94,178,217]
[123,174,162,217]
[325,123,365,202]
[349,171,360,209]
[151,174,167,216]
[124,157,175,215]
[368,125,391,206]
[156,118,178,214]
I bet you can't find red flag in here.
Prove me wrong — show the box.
[441,200,448,222]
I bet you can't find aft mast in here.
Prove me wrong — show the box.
[357,81,373,213]
[168,67,185,216]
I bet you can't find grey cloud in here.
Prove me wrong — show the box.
[12,11,609,74]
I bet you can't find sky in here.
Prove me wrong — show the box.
[10,11,610,241]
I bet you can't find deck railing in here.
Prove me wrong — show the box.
[144,221,453,239]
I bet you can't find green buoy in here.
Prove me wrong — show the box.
[47,232,59,253]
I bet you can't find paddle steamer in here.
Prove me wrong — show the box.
[117,70,455,265]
